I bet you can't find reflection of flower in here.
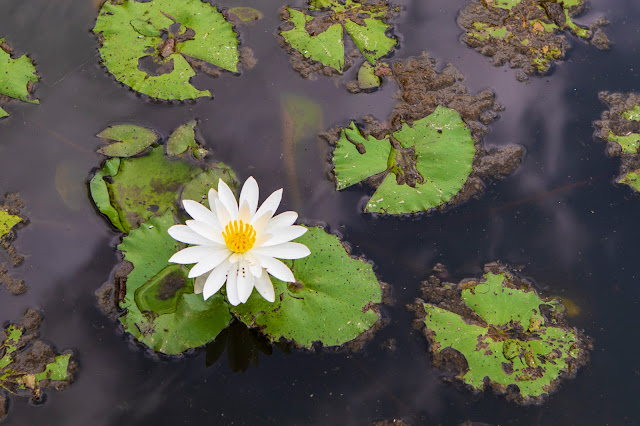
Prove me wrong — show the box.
[168,177,310,305]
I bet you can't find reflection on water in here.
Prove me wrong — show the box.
[1,0,640,424]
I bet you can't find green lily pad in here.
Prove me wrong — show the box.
[97,124,159,157]
[231,226,383,348]
[0,38,39,118]
[332,106,476,214]
[279,0,397,74]
[118,211,232,355]
[93,0,239,100]
[458,0,609,78]
[166,120,207,159]
[357,62,381,89]
[0,310,76,420]
[180,166,239,205]
[0,210,21,238]
[418,263,590,404]
[596,92,640,193]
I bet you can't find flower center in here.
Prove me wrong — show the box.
[222,220,256,253]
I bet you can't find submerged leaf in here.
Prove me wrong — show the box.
[232,226,382,348]
[97,124,159,157]
[0,38,39,118]
[332,106,475,214]
[229,7,264,22]
[93,0,239,100]
[118,212,232,355]
[280,0,397,74]
[421,266,590,403]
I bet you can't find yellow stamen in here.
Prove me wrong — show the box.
[222,220,256,253]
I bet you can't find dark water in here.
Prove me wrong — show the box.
[1,0,639,424]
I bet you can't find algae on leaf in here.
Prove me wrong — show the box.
[458,0,609,79]
[595,92,640,193]
[0,38,39,118]
[93,0,240,100]
[417,263,591,404]
[232,226,383,348]
[0,310,76,421]
[279,0,398,75]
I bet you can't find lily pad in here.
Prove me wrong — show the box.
[595,92,640,193]
[93,0,240,100]
[97,124,159,157]
[417,263,591,404]
[279,0,397,75]
[232,226,383,348]
[0,210,21,238]
[166,120,207,159]
[0,38,39,118]
[458,0,609,79]
[118,211,232,355]
[325,54,524,214]
[0,309,76,420]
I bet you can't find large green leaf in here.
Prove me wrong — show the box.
[332,106,476,214]
[232,226,382,348]
[422,270,587,403]
[97,124,159,157]
[459,0,606,76]
[118,212,232,355]
[89,145,201,233]
[0,211,21,238]
[0,38,38,118]
[280,0,397,73]
[93,0,239,100]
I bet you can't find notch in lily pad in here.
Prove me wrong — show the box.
[0,309,77,421]
[458,0,610,80]
[415,262,591,404]
[278,0,398,78]
[0,38,39,119]
[595,92,640,193]
[93,0,241,100]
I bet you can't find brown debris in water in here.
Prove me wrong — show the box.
[0,193,28,294]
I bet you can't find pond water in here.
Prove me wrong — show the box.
[1,0,639,424]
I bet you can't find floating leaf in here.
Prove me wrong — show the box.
[180,166,239,205]
[596,92,640,193]
[232,226,382,348]
[280,0,397,74]
[93,0,239,100]
[97,124,159,157]
[89,145,200,233]
[0,310,75,420]
[458,0,608,77]
[332,106,475,214]
[118,211,232,355]
[420,266,590,403]
[357,62,381,89]
[166,120,207,159]
[0,210,21,238]
[0,38,39,118]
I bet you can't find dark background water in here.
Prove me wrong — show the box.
[0,0,639,424]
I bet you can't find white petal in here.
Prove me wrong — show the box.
[168,225,217,246]
[251,210,274,235]
[238,201,251,223]
[260,225,307,247]
[253,189,282,223]
[236,260,255,304]
[188,259,223,278]
[254,272,275,302]
[207,188,218,210]
[168,246,229,265]
[186,220,225,245]
[225,263,240,305]
[214,199,232,229]
[239,176,259,217]
[265,211,298,233]
[202,261,232,300]
[244,252,264,277]
[253,242,310,259]
[182,200,220,229]
[194,273,208,294]
[217,179,239,219]
[254,254,295,282]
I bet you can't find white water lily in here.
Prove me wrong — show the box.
[167,177,310,305]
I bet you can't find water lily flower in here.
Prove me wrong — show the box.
[167,177,310,305]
